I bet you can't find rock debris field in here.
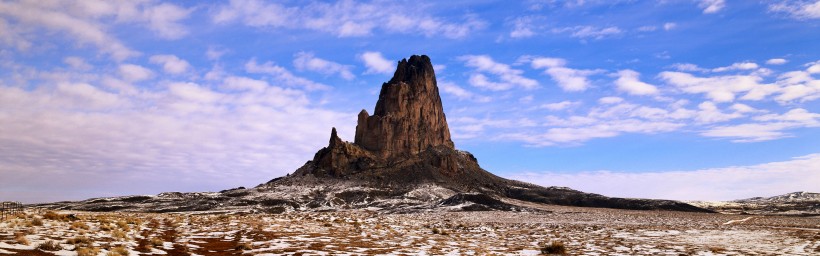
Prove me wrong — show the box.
[1,204,818,255]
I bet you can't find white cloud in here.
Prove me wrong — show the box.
[508,153,820,201]
[694,101,743,123]
[63,57,92,70]
[213,0,485,38]
[712,62,759,72]
[769,0,820,19]
[244,59,330,90]
[698,0,726,14]
[702,108,820,142]
[663,22,677,31]
[439,81,491,102]
[552,25,622,39]
[0,1,192,60]
[293,52,354,80]
[670,63,708,72]
[702,123,794,142]
[637,25,657,32]
[772,70,820,102]
[528,57,601,92]
[206,46,228,60]
[0,1,137,60]
[540,101,580,111]
[149,55,191,75]
[658,71,768,102]
[141,3,192,39]
[766,58,788,65]
[460,55,538,91]
[598,96,624,104]
[359,51,394,75]
[614,69,659,95]
[509,16,544,39]
[118,64,154,82]
[0,65,348,202]
[807,61,820,74]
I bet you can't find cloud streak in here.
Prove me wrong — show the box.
[508,153,820,201]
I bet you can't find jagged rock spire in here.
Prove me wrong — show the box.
[354,55,454,159]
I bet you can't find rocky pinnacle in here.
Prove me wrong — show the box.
[354,55,455,159]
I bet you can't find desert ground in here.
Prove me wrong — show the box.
[1,204,818,256]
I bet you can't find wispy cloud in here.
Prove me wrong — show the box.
[293,52,354,80]
[0,1,191,60]
[698,0,726,14]
[0,64,348,203]
[508,153,820,201]
[359,51,394,74]
[212,0,485,38]
[149,55,191,75]
[527,56,603,92]
[460,55,538,91]
[769,0,820,19]
[244,59,330,90]
[552,25,622,39]
[614,69,659,95]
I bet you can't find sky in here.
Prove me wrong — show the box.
[1,0,819,203]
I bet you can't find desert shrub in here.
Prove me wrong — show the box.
[36,240,62,251]
[540,241,567,255]
[431,227,448,235]
[77,247,101,256]
[100,223,114,231]
[67,236,92,246]
[43,211,72,221]
[106,246,129,256]
[112,230,128,240]
[150,237,165,247]
[116,220,130,232]
[30,218,44,226]
[71,221,90,230]
[14,233,29,245]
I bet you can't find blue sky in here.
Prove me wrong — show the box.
[1,0,819,203]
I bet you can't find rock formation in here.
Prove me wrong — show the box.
[39,54,712,214]
[355,55,454,159]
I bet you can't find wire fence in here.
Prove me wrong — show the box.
[1,201,23,220]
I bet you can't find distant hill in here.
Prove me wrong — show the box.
[688,191,820,216]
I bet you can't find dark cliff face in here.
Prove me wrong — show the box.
[354,55,454,159]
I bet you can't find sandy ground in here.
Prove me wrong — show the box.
[1,204,818,255]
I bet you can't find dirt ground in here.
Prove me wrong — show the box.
[1,204,818,255]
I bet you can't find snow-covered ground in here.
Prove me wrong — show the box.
[1,205,818,255]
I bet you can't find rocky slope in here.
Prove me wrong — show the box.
[688,191,820,216]
[36,55,709,214]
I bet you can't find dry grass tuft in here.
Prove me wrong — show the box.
[14,233,29,245]
[43,211,73,221]
[71,221,90,230]
[36,240,62,251]
[112,229,128,240]
[67,236,92,246]
[540,241,567,255]
[106,246,129,256]
[77,247,101,256]
[30,218,44,226]
[150,237,165,247]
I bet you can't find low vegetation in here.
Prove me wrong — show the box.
[0,209,816,255]
[540,241,567,255]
